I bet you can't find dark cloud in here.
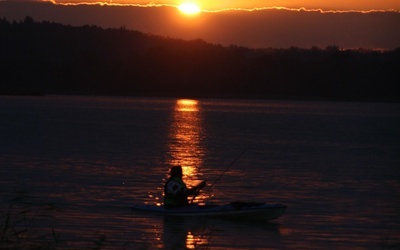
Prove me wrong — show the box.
[1,1,399,49]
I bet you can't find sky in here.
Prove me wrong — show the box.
[25,0,400,12]
[1,0,400,49]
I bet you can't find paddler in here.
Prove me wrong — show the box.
[164,165,206,208]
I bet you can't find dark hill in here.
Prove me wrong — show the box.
[1,17,399,101]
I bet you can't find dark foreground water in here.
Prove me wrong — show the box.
[1,96,399,249]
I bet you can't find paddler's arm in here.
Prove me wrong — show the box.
[186,180,206,195]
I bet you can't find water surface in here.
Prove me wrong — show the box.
[1,96,399,249]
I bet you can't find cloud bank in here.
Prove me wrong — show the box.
[20,0,400,12]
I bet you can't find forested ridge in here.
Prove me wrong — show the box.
[1,17,399,101]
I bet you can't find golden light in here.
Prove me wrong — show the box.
[166,99,207,202]
[178,2,201,15]
[186,231,208,249]
[176,99,199,112]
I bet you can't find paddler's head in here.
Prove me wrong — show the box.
[170,165,183,179]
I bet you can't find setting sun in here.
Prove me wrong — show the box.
[178,2,201,15]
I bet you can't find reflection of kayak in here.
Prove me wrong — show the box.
[131,202,286,221]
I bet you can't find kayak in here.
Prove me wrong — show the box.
[131,201,286,221]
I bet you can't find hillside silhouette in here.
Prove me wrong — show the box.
[1,17,399,101]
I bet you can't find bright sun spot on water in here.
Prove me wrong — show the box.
[178,2,201,15]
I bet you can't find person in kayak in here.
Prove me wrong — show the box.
[164,165,206,208]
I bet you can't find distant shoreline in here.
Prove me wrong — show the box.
[1,17,399,103]
[2,92,399,104]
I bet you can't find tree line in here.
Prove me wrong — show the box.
[1,16,399,101]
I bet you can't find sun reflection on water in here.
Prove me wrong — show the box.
[166,98,206,192]
[176,99,199,112]
[163,100,209,247]
[186,231,209,249]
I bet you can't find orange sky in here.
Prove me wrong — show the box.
[51,0,400,11]
[1,1,399,49]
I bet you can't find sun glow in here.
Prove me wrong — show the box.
[178,2,201,15]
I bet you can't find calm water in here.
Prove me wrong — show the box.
[1,95,399,249]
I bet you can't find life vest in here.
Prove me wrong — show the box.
[164,177,188,207]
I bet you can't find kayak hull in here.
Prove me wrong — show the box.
[131,202,286,221]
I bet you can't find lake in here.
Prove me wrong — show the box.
[0,95,399,249]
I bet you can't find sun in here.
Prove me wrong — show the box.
[178,2,201,15]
